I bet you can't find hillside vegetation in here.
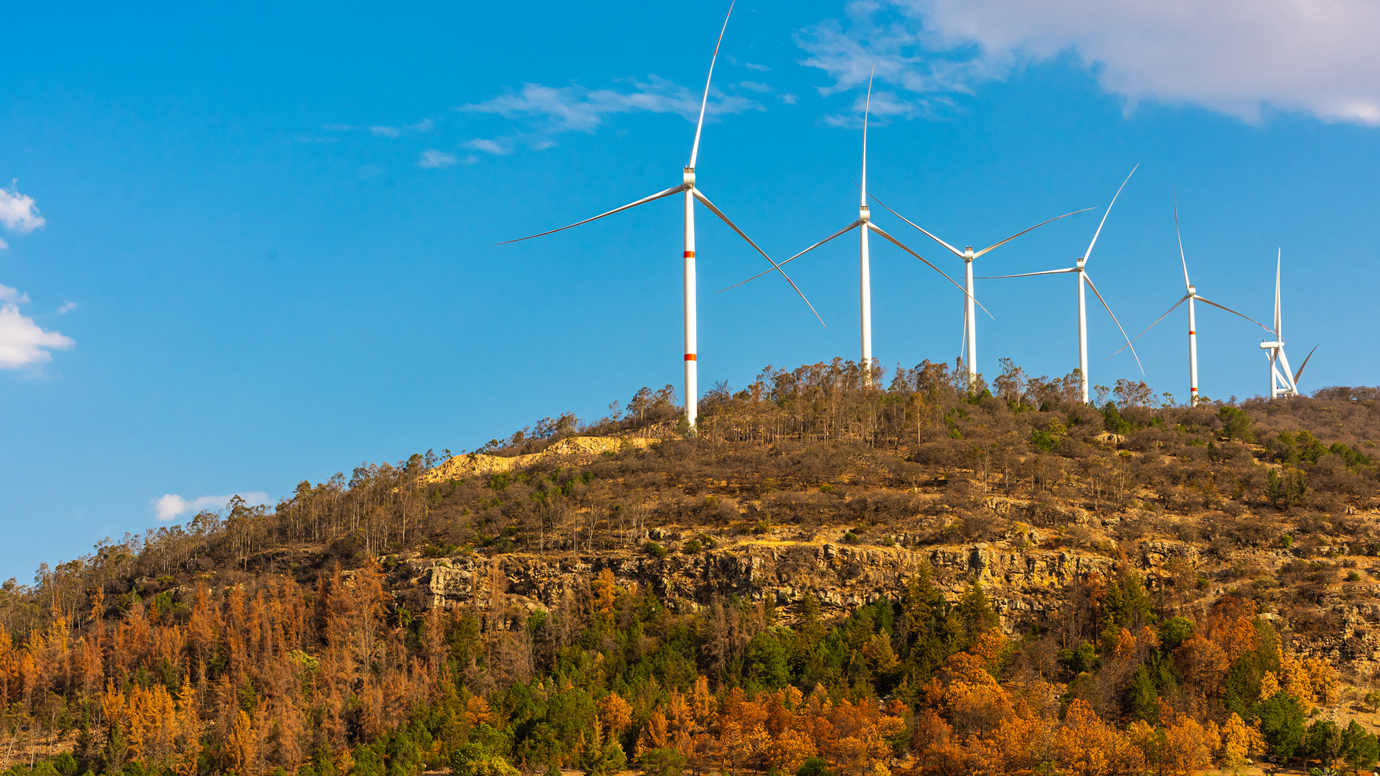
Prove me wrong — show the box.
[4,359,1380,776]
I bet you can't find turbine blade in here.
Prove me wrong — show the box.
[716,220,861,294]
[976,268,1078,280]
[694,188,825,327]
[1083,164,1138,265]
[1085,273,1144,376]
[1107,294,1189,359]
[1294,344,1318,385]
[867,222,993,319]
[499,185,685,244]
[972,207,1098,258]
[866,191,963,257]
[689,1,735,169]
[1275,248,1283,337]
[1194,295,1273,333]
[959,304,968,364]
[861,67,873,206]
[1277,348,1295,388]
[1174,191,1191,292]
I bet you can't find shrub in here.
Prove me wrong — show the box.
[644,542,669,559]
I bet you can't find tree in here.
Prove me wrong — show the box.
[1341,720,1378,774]
[638,748,687,776]
[1258,691,1306,759]
[1219,712,1264,774]
[1306,720,1343,770]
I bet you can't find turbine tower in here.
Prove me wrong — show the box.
[1110,195,1271,404]
[980,167,1143,402]
[501,3,820,429]
[1260,249,1317,398]
[719,70,977,385]
[867,196,1092,389]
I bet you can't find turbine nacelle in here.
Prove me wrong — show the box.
[963,246,975,261]
[1187,285,1197,298]
[1261,341,1283,349]
[682,167,696,188]
[859,204,870,223]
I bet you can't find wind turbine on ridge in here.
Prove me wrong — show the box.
[1259,249,1317,399]
[1108,195,1272,405]
[866,195,1093,389]
[500,2,821,429]
[719,69,978,386]
[979,166,1143,403]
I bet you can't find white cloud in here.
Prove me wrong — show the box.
[781,93,800,105]
[0,238,7,250]
[370,125,402,137]
[153,491,270,521]
[466,138,512,155]
[0,181,46,235]
[419,149,459,168]
[0,285,30,304]
[745,62,771,72]
[0,296,74,369]
[461,76,759,139]
[57,301,78,314]
[738,81,773,93]
[801,0,1380,126]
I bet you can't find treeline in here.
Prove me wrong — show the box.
[1,556,1372,776]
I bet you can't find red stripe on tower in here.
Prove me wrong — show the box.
[1189,330,1195,335]
[1191,387,1198,392]
[685,354,697,361]
[684,251,695,258]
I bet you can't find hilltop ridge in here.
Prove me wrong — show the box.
[4,360,1380,776]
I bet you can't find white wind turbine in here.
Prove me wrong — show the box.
[866,195,1093,388]
[1260,249,1317,398]
[1109,196,1272,405]
[501,2,821,429]
[718,70,977,385]
[979,167,1143,403]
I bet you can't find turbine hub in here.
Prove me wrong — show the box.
[859,204,870,223]
[682,167,695,187]
[964,247,974,259]
[1188,285,1196,297]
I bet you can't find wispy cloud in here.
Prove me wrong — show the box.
[800,0,1380,126]
[0,286,74,370]
[153,492,270,521]
[745,62,771,72]
[460,76,760,155]
[57,301,78,314]
[0,181,46,240]
[738,81,773,93]
[327,119,436,138]
[466,138,512,155]
[418,149,459,168]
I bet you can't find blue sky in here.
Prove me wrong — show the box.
[4,0,1379,582]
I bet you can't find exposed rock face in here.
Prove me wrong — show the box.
[405,539,1119,631]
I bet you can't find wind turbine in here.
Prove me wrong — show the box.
[866,195,1093,389]
[501,3,820,430]
[979,166,1143,403]
[718,70,977,385]
[1260,249,1317,398]
[1109,195,1272,404]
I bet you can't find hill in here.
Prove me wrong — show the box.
[3,359,1380,776]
